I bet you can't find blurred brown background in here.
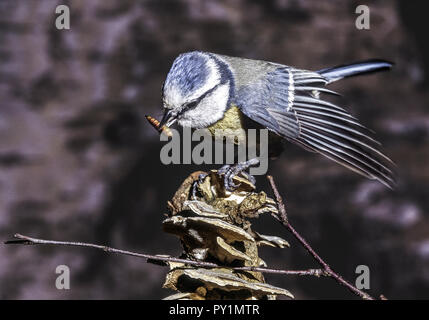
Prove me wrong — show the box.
[0,0,428,299]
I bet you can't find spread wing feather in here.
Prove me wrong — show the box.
[236,66,396,188]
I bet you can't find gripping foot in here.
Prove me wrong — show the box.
[217,158,260,192]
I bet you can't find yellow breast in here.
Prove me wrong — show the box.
[207,105,246,144]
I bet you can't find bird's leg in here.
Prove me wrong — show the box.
[217,158,260,191]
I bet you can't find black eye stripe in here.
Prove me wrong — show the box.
[185,100,198,109]
[181,83,221,112]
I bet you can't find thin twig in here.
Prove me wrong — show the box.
[4,233,326,278]
[5,234,217,267]
[234,266,328,277]
[267,175,375,300]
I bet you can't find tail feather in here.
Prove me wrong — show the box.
[318,59,393,83]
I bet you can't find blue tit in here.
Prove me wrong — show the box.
[159,51,396,190]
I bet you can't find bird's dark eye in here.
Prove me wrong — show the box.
[185,100,198,110]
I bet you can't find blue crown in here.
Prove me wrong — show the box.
[164,52,210,96]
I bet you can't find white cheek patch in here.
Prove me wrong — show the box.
[178,83,230,128]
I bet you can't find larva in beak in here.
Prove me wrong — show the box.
[145,115,173,138]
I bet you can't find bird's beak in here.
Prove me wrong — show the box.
[159,110,177,128]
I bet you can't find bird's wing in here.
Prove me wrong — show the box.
[235,66,396,188]
[234,67,301,139]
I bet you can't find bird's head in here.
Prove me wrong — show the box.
[160,51,233,129]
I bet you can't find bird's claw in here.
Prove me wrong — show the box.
[218,158,260,192]
[218,164,241,190]
[191,158,260,197]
